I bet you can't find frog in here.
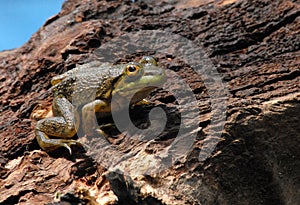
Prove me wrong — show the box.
[35,56,166,154]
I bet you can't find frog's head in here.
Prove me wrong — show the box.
[112,56,166,104]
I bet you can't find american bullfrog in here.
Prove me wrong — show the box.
[35,56,166,154]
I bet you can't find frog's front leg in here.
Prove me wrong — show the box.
[81,99,110,136]
[35,95,81,154]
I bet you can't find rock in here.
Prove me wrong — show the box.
[0,0,299,204]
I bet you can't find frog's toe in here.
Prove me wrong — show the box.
[96,128,109,137]
[55,140,76,155]
[61,143,73,155]
[62,140,85,155]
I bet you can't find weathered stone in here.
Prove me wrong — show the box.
[0,0,299,204]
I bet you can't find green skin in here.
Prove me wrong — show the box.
[35,56,166,154]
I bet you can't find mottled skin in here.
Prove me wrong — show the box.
[35,56,166,154]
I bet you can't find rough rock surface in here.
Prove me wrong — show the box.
[0,0,299,204]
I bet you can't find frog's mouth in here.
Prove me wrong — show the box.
[130,86,158,103]
[116,84,159,101]
[111,86,157,110]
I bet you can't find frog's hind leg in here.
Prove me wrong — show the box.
[35,95,81,154]
[35,116,80,154]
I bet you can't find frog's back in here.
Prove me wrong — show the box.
[52,61,123,107]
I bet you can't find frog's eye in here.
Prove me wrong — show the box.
[126,64,140,76]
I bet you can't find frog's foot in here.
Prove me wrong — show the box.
[96,123,115,138]
[96,128,108,138]
[35,130,82,155]
[58,140,82,155]
[135,99,152,105]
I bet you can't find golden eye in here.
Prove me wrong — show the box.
[126,64,140,76]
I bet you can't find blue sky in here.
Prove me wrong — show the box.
[0,0,65,51]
